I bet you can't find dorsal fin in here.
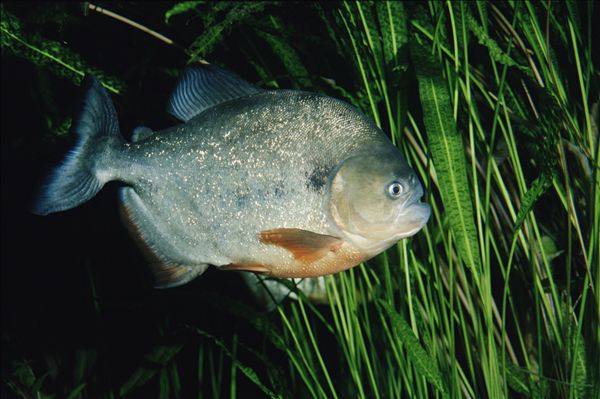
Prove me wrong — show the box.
[167,64,265,122]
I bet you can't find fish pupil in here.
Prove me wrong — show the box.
[387,182,404,198]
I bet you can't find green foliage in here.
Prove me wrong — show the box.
[120,345,183,397]
[194,329,283,399]
[186,2,270,62]
[253,17,311,88]
[165,1,205,25]
[379,300,446,393]
[0,5,123,93]
[464,6,531,76]
[411,23,482,276]
[512,172,554,234]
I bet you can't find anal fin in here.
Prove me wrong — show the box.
[151,262,209,289]
[120,187,209,288]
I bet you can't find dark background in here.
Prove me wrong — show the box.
[1,2,339,397]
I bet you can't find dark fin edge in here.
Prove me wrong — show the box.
[32,75,122,215]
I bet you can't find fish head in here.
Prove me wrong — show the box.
[328,151,431,254]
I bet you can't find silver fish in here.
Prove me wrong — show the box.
[33,64,430,288]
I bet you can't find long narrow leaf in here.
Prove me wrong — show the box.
[410,32,482,275]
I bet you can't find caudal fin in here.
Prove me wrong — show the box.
[32,75,123,215]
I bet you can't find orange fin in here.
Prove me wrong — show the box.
[221,262,272,274]
[259,228,343,263]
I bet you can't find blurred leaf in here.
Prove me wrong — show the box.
[64,383,86,399]
[6,361,53,399]
[504,361,530,395]
[254,16,311,88]
[187,2,268,62]
[512,172,554,234]
[119,345,183,397]
[540,235,563,262]
[73,349,95,386]
[0,5,124,93]
[165,1,204,25]
[379,300,446,393]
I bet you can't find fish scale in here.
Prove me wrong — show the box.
[33,64,430,289]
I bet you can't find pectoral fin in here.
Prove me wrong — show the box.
[258,228,343,263]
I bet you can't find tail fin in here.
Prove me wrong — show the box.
[32,75,123,215]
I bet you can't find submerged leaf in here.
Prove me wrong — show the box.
[165,1,204,25]
[512,172,554,234]
[465,5,531,75]
[64,383,87,399]
[410,28,482,276]
[187,2,268,62]
[0,5,124,93]
[379,300,446,393]
[569,323,588,399]
[504,361,530,395]
[119,345,183,397]
[254,16,311,88]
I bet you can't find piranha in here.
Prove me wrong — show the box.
[33,64,431,288]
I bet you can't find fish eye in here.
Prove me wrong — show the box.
[386,181,404,198]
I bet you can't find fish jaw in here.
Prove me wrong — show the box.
[331,198,431,256]
[392,201,431,239]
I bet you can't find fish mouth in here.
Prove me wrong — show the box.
[393,187,431,238]
[395,201,430,231]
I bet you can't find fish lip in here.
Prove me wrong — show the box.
[391,201,431,239]
[409,183,424,204]
[394,184,431,228]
